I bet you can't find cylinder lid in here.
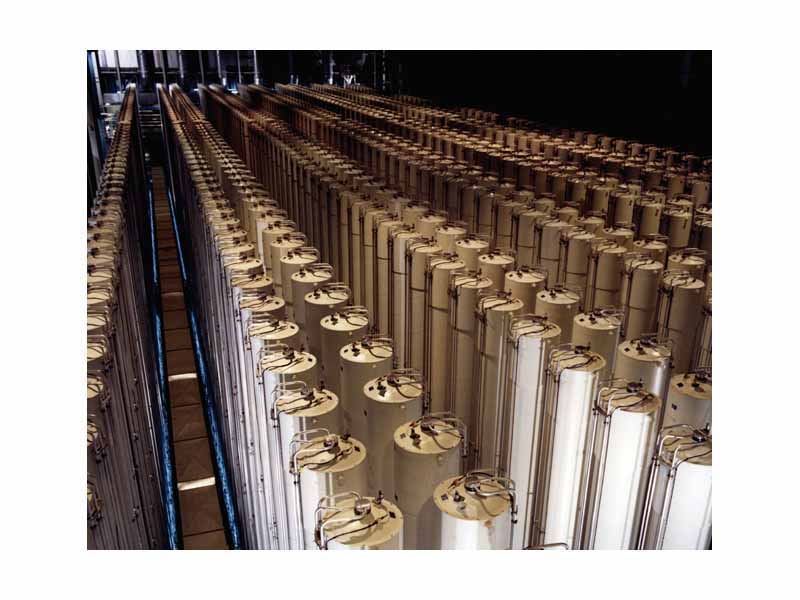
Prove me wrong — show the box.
[321,311,370,332]
[574,311,621,331]
[598,382,661,414]
[296,435,366,474]
[240,295,285,313]
[506,268,546,284]
[394,417,463,454]
[550,347,606,373]
[364,373,424,404]
[249,319,298,341]
[433,475,512,521]
[670,372,712,401]
[478,251,514,265]
[509,316,561,341]
[260,350,316,375]
[478,294,525,313]
[275,388,338,418]
[317,496,402,546]
[618,338,671,362]
[537,287,580,305]
[659,428,712,466]
[340,340,393,364]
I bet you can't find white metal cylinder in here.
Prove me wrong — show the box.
[633,236,668,265]
[614,337,672,401]
[292,435,369,549]
[319,308,370,397]
[571,310,622,381]
[269,233,305,295]
[454,236,490,271]
[478,250,516,290]
[562,228,595,297]
[273,387,341,549]
[339,338,394,443]
[392,229,419,366]
[538,219,571,285]
[407,238,441,370]
[541,348,606,548]
[504,267,547,313]
[666,249,707,280]
[290,264,333,336]
[317,493,404,550]
[474,293,525,469]
[662,206,693,251]
[304,283,350,364]
[376,220,404,334]
[507,317,562,549]
[426,255,466,412]
[586,382,661,549]
[664,371,712,430]
[656,272,705,373]
[621,257,663,341]
[450,274,493,434]
[589,242,627,308]
[535,286,581,340]
[364,372,425,499]
[417,212,447,237]
[279,248,318,320]
[515,209,547,267]
[435,473,515,550]
[394,416,464,549]
[641,426,712,549]
[434,224,467,254]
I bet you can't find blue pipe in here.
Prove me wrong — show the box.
[145,172,182,549]
[164,182,243,549]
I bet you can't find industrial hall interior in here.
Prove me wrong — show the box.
[87,49,711,551]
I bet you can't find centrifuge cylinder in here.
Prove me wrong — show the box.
[315,492,404,550]
[291,434,368,549]
[474,293,525,469]
[364,371,425,499]
[394,415,464,549]
[506,316,562,549]
[477,249,516,290]
[434,472,516,550]
[504,266,547,312]
[620,256,663,340]
[663,371,712,430]
[319,307,370,397]
[454,235,490,271]
[534,286,581,340]
[582,382,661,549]
[614,337,672,401]
[640,426,712,549]
[426,254,466,412]
[571,310,622,381]
[539,347,606,548]
[339,337,394,442]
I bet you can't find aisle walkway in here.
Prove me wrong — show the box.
[152,168,228,550]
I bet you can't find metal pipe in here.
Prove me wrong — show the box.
[157,50,167,85]
[253,50,260,85]
[216,50,225,86]
[178,50,185,85]
[144,169,183,549]
[198,50,206,84]
[236,50,242,85]
[113,50,123,93]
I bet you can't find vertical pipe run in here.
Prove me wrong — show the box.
[198,50,206,84]
[253,50,260,85]
[114,50,123,93]
[144,171,183,549]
